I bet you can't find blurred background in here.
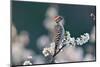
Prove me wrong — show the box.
[11,1,96,65]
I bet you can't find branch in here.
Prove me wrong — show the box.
[53,44,66,57]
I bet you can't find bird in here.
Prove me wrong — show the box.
[53,16,65,54]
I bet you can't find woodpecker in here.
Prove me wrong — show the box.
[53,16,65,54]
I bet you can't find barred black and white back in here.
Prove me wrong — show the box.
[53,16,65,52]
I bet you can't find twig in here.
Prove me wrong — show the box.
[54,44,66,57]
[51,44,66,63]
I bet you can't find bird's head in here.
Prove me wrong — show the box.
[53,16,63,23]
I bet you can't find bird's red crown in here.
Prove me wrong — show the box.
[54,16,63,23]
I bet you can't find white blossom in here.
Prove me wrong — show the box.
[76,33,89,45]
[62,32,89,47]
[42,47,54,57]
[62,31,76,47]
[84,33,89,42]
[65,31,71,39]
[23,60,32,65]
[23,55,33,65]
[68,37,76,46]
[76,38,81,45]
[42,42,55,57]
